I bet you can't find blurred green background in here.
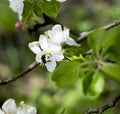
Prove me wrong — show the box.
[0,0,120,114]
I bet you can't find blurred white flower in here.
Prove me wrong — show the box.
[0,99,37,114]
[29,35,64,72]
[46,24,80,46]
[1,99,17,114]
[46,0,66,2]
[56,0,66,2]
[17,101,37,114]
[8,0,24,20]
[0,109,4,114]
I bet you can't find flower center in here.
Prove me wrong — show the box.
[41,54,51,64]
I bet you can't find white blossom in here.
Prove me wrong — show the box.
[17,101,37,114]
[29,35,64,72]
[56,0,66,2]
[29,24,80,72]
[2,99,17,114]
[0,99,37,114]
[46,24,80,46]
[8,0,24,20]
[46,0,66,2]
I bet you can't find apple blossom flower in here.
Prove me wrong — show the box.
[29,35,64,72]
[8,0,24,20]
[29,24,80,72]
[0,99,37,114]
[46,24,80,46]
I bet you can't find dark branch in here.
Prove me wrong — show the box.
[0,62,39,85]
[28,14,56,33]
[28,14,80,36]
[85,93,120,114]
[29,15,120,40]
[76,20,120,43]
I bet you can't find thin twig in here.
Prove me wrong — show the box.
[76,20,120,43]
[0,62,39,85]
[85,93,120,114]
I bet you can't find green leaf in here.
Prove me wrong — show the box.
[82,71,105,97]
[52,61,80,87]
[100,63,120,82]
[68,55,85,62]
[103,26,120,50]
[22,1,33,23]
[82,71,94,95]
[33,2,43,17]
[87,28,106,55]
[39,0,58,18]
[65,40,89,57]
[0,0,17,32]
[103,26,120,63]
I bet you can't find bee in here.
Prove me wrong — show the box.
[41,54,47,64]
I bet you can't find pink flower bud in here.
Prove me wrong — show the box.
[15,21,23,31]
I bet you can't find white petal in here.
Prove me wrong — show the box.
[0,109,4,114]
[27,107,37,114]
[55,32,65,43]
[48,25,65,44]
[66,37,80,46]
[49,42,61,52]
[2,99,17,114]
[51,24,63,43]
[52,52,64,61]
[63,28,69,37]
[45,59,56,72]
[28,41,41,54]
[51,24,62,33]
[56,0,66,2]
[17,108,25,114]
[39,35,48,51]
[9,0,24,20]
[35,53,43,63]
[63,28,80,46]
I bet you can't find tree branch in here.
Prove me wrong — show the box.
[0,62,39,85]
[85,93,120,114]
[76,20,120,43]
[28,14,80,36]
[29,15,120,41]
[1,20,120,85]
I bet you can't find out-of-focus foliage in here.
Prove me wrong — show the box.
[22,0,59,24]
[0,0,17,32]
[0,0,120,114]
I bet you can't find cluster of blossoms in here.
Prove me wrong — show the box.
[0,99,37,114]
[29,24,80,72]
[8,0,66,21]
[8,0,79,72]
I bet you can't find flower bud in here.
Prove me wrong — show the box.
[15,20,23,31]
